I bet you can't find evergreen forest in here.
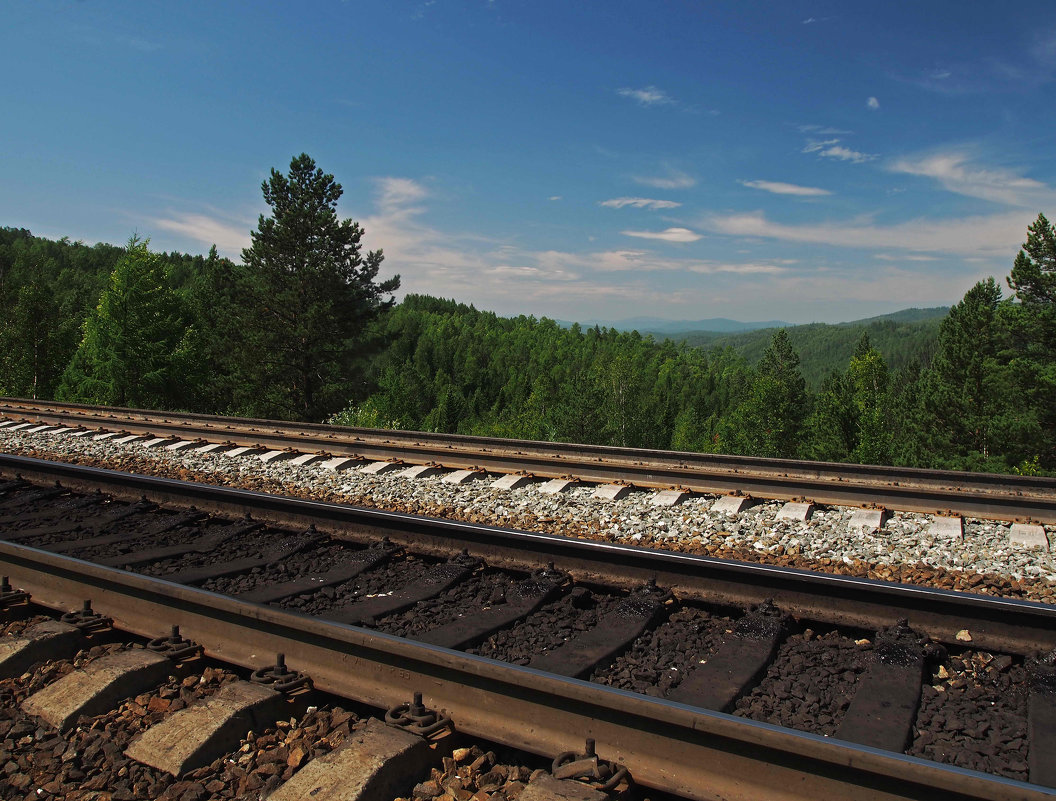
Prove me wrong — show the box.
[2,155,1055,476]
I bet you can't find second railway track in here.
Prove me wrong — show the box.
[2,453,1056,800]
[3,397,1056,523]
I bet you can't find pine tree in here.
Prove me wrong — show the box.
[226,154,400,421]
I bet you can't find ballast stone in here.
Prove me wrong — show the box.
[21,648,171,731]
[776,502,814,522]
[265,717,433,801]
[126,679,286,776]
[1010,523,1049,551]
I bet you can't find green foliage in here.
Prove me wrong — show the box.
[57,236,193,408]
[210,154,400,421]
[719,330,808,458]
[675,310,943,389]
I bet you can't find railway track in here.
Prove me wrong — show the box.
[2,453,1056,800]
[3,397,1056,523]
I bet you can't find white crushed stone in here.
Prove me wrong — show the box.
[1,424,1054,584]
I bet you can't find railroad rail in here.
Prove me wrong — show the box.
[2,397,1056,523]
[2,453,1056,800]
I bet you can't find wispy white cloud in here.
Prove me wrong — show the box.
[617,86,674,106]
[375,176,428,210]
[888,151,1053,207]
[873,253,939,262]
[150,212,252,256]
[705,209,1034,257]
[803,138,877,163]
[739,179,831,197]
[600,197,682,209]
[622,227,703,243]
[798,124,853,135]
[633,169,696,189]
[548,195,563,201]
[866,96,880,110]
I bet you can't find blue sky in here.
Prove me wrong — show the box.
[4,2,1055,323]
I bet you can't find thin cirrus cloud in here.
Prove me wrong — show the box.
[705,209,1034,257]
[620,225,705,241]
[151,211,252,257]
[622,227,703,243]
[633,170,696,189]
[803,138,877,164]
[888,151,1053,207]
[600,197,683,209]
[739,179,832,197]
[617,86,674,106]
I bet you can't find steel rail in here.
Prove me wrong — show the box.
[3,397,1056,522]
[2,539,1052,801]
[2,452,1054,655]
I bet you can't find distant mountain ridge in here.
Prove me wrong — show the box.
[561,307,948,336]
[577,316,792,334]
[654,307,950,389]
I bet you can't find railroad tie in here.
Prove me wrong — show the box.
[326,555,479,626]
[43,508,209,555]
[21,648,172,731]
[416,568,567,651]
[666,600,789,713]
[835,620,926,753]
[263,717,435,801]
[125,679,289,776]
[0,486,67,514]
[236,543,395,605]
[528,584,668,679]
[95,517,264,568]
[0,493,103,527]
[161,527,326,585]
[0,619,83,679]
[1027,651,1056,788]
[0,498,158,542]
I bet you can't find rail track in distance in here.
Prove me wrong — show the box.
[2,397,1056,523]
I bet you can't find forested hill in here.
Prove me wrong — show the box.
[665,308,947,388]
[4,207,1056,477]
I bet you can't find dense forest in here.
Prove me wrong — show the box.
[668,310,946,389]
[2,156,1055,476]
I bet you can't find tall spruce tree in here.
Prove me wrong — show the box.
[228,154,400,421]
